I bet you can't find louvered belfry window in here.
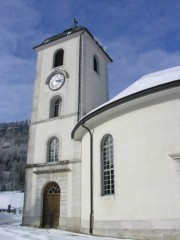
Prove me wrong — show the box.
[49,97,61,118]
[54,99,60,117]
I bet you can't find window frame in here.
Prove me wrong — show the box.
[101,134,115,196]
[47,137,59,162]
[54,99,60,117]
[49,96,62,118]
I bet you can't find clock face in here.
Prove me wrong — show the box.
[49,73,65,90]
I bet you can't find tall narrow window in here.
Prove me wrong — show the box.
[49,96,61,118]
[101,134,115,195]
[93,55,99,74]
[54,49,64,68]
[54,99,60,117]
[48,137,59,162]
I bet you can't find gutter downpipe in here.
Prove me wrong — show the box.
[82,123,94,235]
[77,29,86,122]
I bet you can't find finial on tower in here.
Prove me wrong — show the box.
[73,18,78,28]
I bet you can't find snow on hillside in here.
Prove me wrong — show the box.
[0,191,24,209]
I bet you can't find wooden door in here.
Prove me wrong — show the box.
[42,182,60,228]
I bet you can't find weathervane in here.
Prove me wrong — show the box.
[73,18,78,28]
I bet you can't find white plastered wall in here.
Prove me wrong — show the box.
[23,33,82,229]
[36,36,80,122]
[80,32,109,117]
[81,89,180,230]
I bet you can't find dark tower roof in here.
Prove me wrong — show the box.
[33,26,112,62]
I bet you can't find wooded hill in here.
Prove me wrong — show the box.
[0,120,29,191]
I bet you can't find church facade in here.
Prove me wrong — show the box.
[23,26,180,240]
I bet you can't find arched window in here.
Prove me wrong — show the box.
[53,49,64,68]
[48,137,59,162]
[93,55,99,74]
[49,96,62,118]
[54,99,60,117]
[101,134,115,195]
[44,182,60,195]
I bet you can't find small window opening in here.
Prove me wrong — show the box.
[54,49,64,67]
[48,138,59,162]
[94,56,99,73]
[49,97,61,118]
[54,99,60,117]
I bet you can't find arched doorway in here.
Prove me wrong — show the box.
[42,182,60,228]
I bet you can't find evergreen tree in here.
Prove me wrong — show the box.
[0,120,29,191]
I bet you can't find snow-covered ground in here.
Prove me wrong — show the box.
[0,192,133,240]
[0,213,133,240]
[0,191,24,209]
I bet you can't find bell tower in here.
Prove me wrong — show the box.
[22,25,112,231]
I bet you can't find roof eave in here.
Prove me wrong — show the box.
[33,27,86,50]
[71,79,180,139]
[33,27,113,62]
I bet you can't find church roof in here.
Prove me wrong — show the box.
[40,26,86,46]
[72,65,180,138]
[107,65,180,105]
[33,26,112,62]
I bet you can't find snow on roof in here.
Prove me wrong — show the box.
[73,66,180,138]
[110,65,180,103]
[92,66,180,114]
[81,66,180,122]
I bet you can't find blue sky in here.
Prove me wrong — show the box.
[0,0,180,122]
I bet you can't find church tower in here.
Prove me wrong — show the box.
[22,25,112,231]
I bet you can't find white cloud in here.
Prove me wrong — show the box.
[0,55,35,84]
[0,83,33,122]
[0,1,41,122]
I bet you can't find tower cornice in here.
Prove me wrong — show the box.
[33,26,112,62]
